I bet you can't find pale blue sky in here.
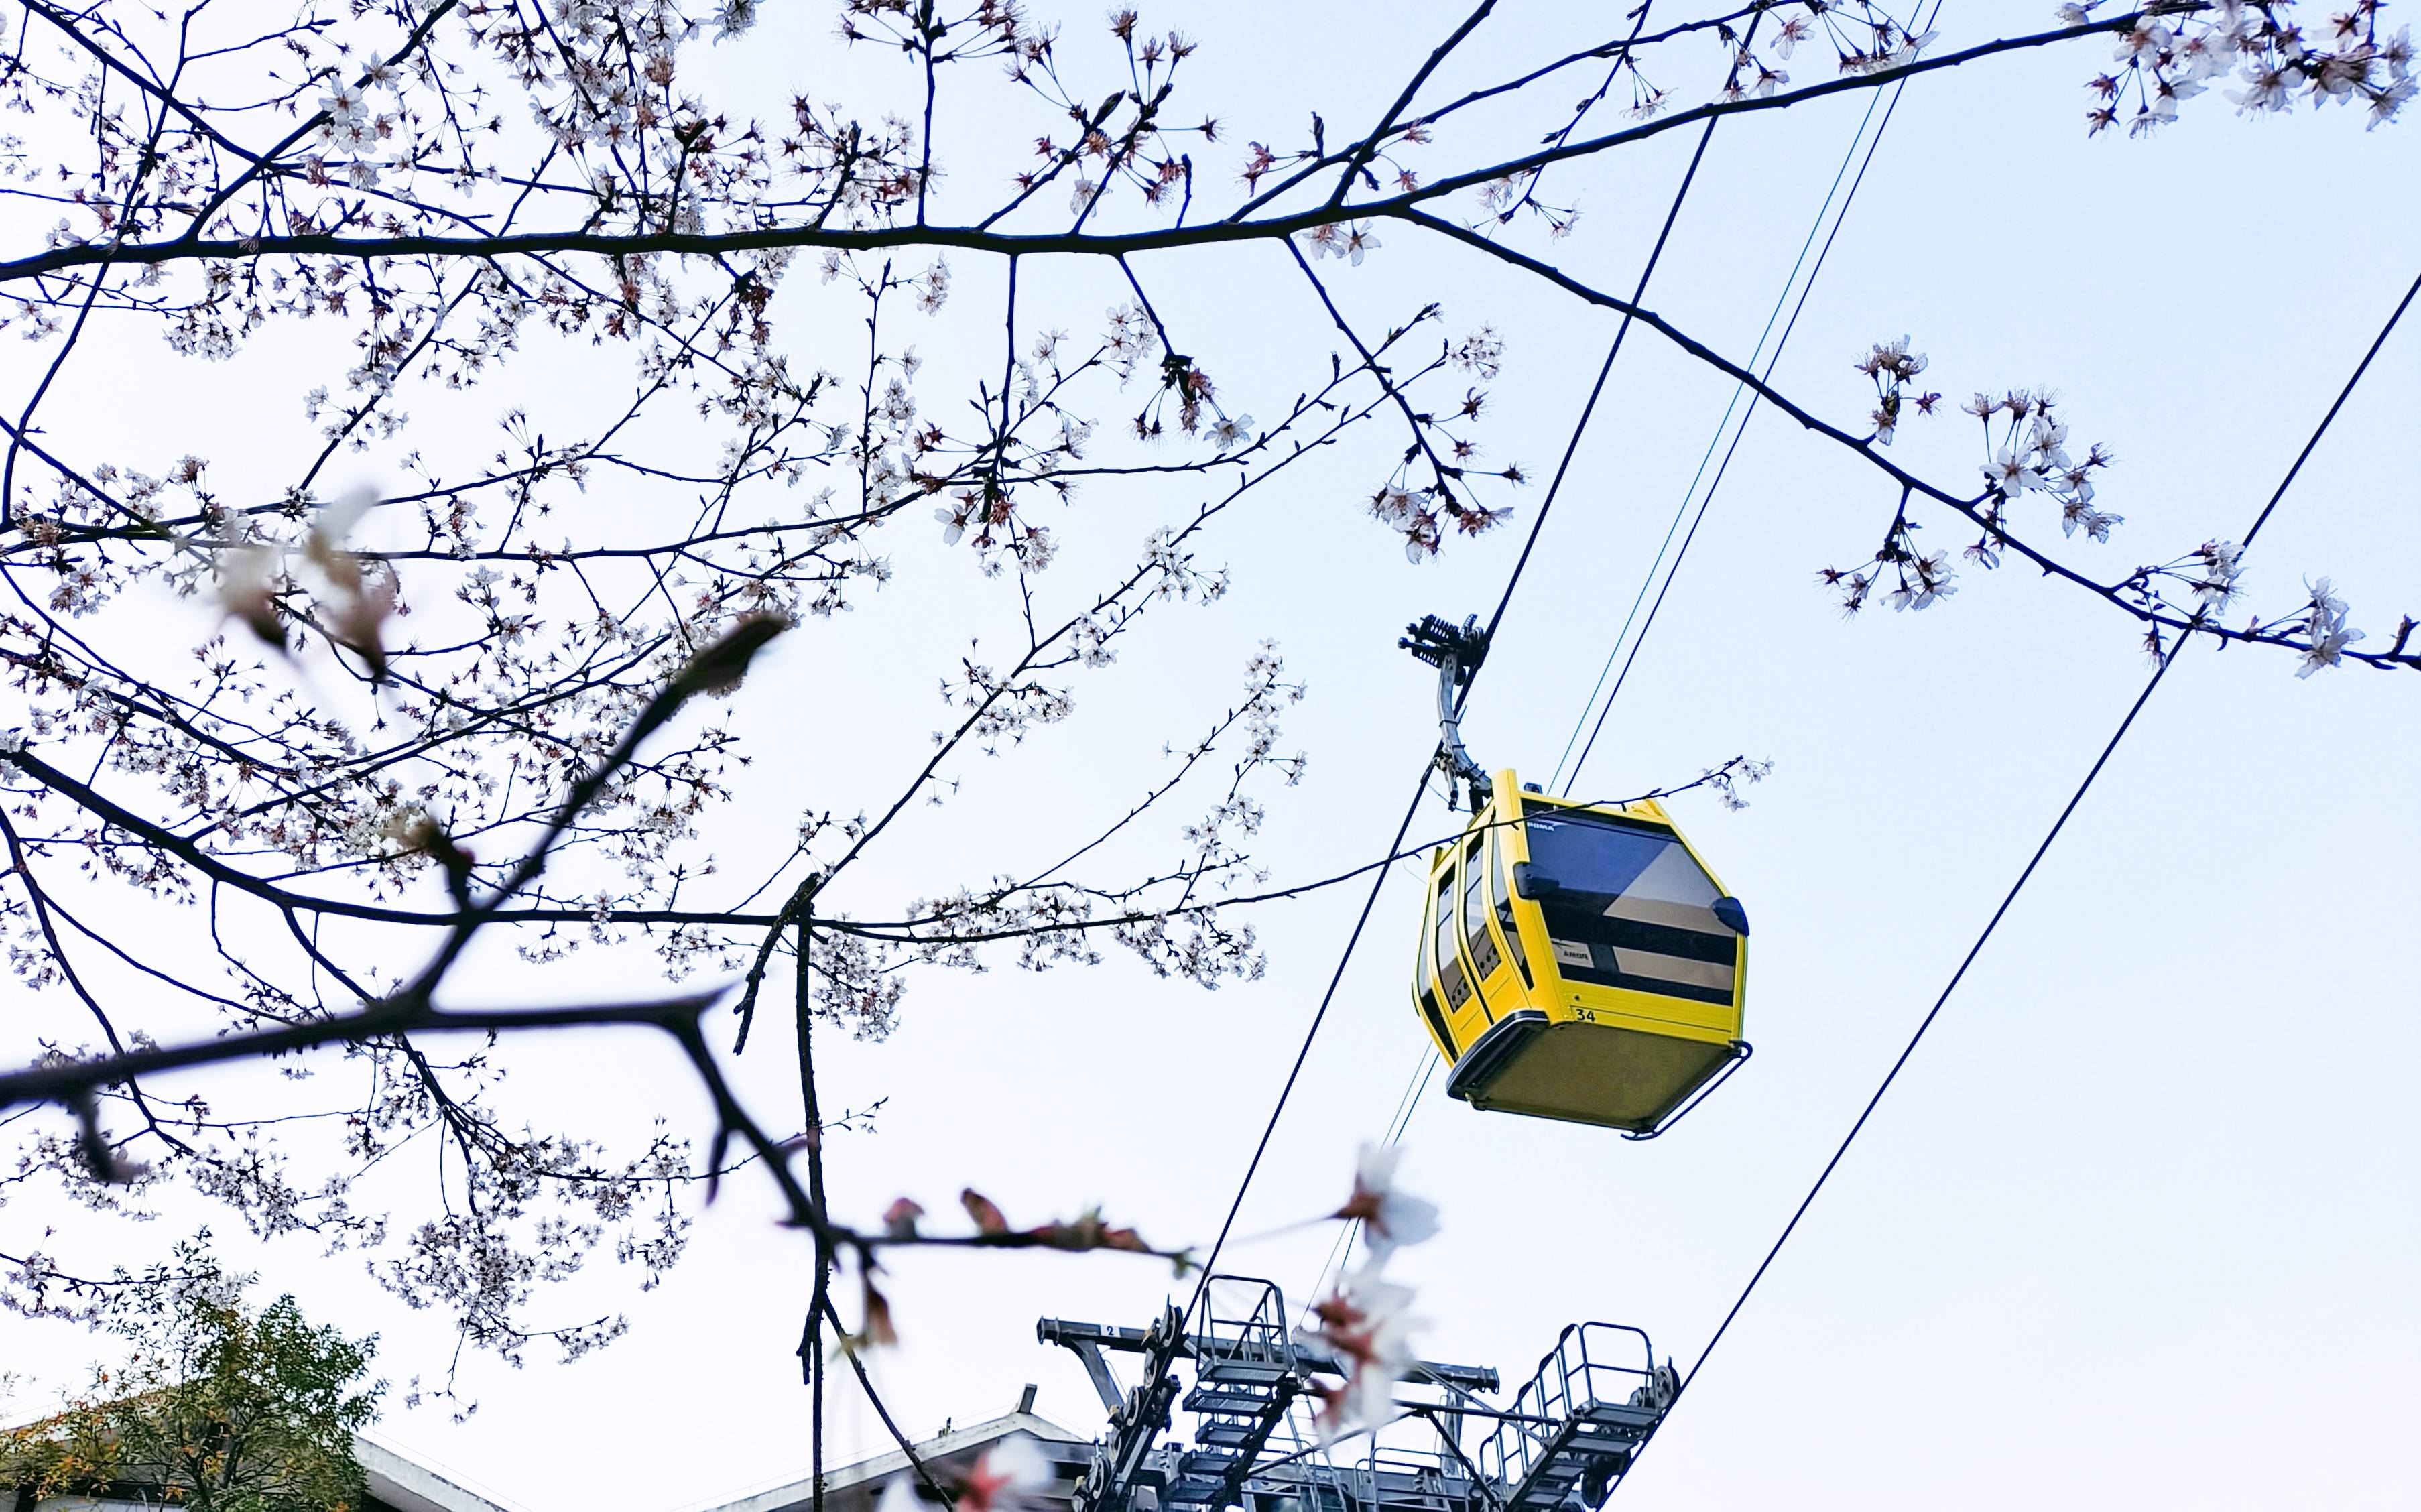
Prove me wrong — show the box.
[5,1,2416,1509]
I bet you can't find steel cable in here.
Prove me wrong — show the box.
[1560,0,1944,796]
[1628,264,2421,1486]
[1295,13,1938,1325]
[1190,93,1731,1304]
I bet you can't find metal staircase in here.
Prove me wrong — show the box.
[1040,1278,1674,1512]
[1168,1281,1297,1512]
[1475,1325,1676,1512]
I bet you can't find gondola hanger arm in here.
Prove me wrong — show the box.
[1400,612,1492,810]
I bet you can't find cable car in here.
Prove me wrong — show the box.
[1398,616,1749,1137]
[1410,769,1749,1135]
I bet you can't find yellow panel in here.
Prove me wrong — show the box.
[1442,861,1494,1055]
[1493,769,1743,1031]
[1464,1021,1739,1131]
[1409,850,1456,1060]
[1564,990,1737,1043]
[1466,814,1525,1024]
[1416,771,1747,1132]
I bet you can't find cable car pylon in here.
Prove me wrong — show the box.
[1401,613,1751,1137]
[1046,1279,1678,1512]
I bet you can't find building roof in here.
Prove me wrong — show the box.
[357,1436,527,1512]
[10,1434,522,1512]
[10,1391,1085,1512]
[684,1397,1093,1512]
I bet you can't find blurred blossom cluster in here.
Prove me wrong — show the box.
[1296,1145,1440,1438]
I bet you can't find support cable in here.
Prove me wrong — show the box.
[1479,105,1722,647]
[1546,93,1891,792]
[1191,94,1729,1304]
[1310,7,1936,1316]
[1560,0,1944,796]
[1302,1046,1438,1314]
[1631,263,2421,1482]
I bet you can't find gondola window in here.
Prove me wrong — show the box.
[1434,873,1471,1009]
[1488,827,1529,985]
[1523,807,1738,1006]
[1462,836,1500,981]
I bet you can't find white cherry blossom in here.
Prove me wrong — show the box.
[2369,76,2416,127]
[1330,1142,1439,1265]
[2296,576,2364,676]
[1986,444,2044,500]
[1297,1268,1423,1440]
[2115,21,2172,67]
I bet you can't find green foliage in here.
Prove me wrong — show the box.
[0,1248,383,1512]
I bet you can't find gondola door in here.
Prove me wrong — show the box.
[1412,887,1457,1060]
[1463,824,1528,1021]
[1430,848,1491,1056]
[1481,814,1534,1001]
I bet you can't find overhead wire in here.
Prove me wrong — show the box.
[1306,7,1937,1314]
[1558,0,1946,798]
[1302,1044,1439,1311]
[1190,59,1735,1306]
[1211,24,1982,1504]
[1544,99,1884,794]
[1167,11,2419,1506]
[1624,263,2421,1484]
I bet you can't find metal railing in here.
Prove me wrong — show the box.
[1473,1324,1662,1488]
[1187,1275,1300,1381]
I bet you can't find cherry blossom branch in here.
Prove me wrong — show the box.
[0,14,2158,290]
[1405,209,2421,672]
[0,750,1756,953]
[1318,0,1499,212]
[0,991,723,1113]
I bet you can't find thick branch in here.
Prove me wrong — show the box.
[0,17,2141,287]
[1406,210,2421,672]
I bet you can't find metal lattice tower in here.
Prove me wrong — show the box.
[1040,1277,1677,1512]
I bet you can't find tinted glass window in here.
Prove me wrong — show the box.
[1487,827,1528,983]
[1434,873,1471,1009]
[1462,837,1500,981]
[1411,911,1456,1055]
[1522,805,1737,1005]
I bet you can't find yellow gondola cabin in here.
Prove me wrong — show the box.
[1412,768,1749,1135]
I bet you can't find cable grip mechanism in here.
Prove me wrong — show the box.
[1400,613,1491,811]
